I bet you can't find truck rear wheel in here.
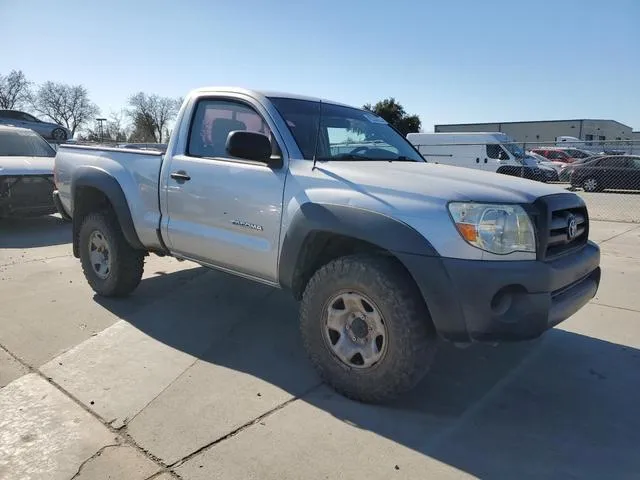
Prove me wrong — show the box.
[300,254,437,403]
[78,211,144,297]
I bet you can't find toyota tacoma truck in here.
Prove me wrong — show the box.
[53,87,601,403]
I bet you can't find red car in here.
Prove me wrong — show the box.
[531,148,595,164]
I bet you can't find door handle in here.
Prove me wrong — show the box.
[170,171,191,182]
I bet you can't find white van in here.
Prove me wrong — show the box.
[407,132,541,179]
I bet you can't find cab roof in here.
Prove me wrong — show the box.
[190,87,355,109]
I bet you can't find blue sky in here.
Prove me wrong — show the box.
[2,0,638,131]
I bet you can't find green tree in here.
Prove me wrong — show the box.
[363,98,421,136]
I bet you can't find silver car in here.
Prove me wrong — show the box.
[0,110,70,141]
[0,125,58,217]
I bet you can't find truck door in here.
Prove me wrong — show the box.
[162,97,287,284]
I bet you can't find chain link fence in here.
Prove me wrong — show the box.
[410,139,640,223]
[49,136,640,223]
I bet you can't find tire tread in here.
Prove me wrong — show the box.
[300,254,437,403]
[79,210,144,297]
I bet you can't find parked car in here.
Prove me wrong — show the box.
[0,125,58,217]
[537,163,560,182]
[527,151,562,180]
[53,87,601,403]
[530,148,580,164]
[570,155,640,192]
[559,155,603,182]
[0,110,70,142]
[557,148,596,159]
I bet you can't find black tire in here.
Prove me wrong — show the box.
[300,254,438,403]
[78,211,144,297]
[51,128,67,141]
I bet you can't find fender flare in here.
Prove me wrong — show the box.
[71,167,144,256]
[278,203,438,295]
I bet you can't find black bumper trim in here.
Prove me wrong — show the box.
[397,241,601,343]
[52,190,72,221]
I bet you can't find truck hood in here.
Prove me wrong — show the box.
[318,161,567,206]
[0,156,55,176]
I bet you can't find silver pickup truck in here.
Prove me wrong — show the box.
[53,87,601,403]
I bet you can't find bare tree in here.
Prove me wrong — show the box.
[0,70,32,109]
[106,110,129,142]
[127,92,179,143]
[82,110,129,143]
[33,82,99,136]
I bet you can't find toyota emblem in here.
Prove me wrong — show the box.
[567,215,578,240]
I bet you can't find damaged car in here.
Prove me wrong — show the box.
[0,125,58,218]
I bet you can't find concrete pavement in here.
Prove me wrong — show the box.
[1,215,639,479]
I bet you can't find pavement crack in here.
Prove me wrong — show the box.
[144,471,182,480]
[168,381,324,469]
[126,288,278,428]
[591,301,640,314]
[0,342,171,477]
[0,253,72,268]
[69,443,120,479]
[598,223,640,244]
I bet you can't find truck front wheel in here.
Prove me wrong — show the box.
[78,211,144,297]
[300,254,438,403]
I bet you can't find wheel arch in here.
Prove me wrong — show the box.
[71,167,144,258]
[278,203,438,300]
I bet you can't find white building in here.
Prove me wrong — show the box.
[434,119,633,148]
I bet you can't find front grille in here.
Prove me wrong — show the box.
[546,208,588,258]
[1,175,56,208]
[532,193,589,260]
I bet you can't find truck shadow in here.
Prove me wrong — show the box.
[0,215,70,248]
[95,267,640,478]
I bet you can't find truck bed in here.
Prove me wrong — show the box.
[54,144,165,250]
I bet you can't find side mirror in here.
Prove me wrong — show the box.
[226,131,273,164]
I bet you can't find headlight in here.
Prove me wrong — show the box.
[448,202,536,255]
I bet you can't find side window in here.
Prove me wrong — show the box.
[188,99,272,159]
[606,158,628,168]
[486,144,502,159]
[548,151,566,160]
[20,113,37,122]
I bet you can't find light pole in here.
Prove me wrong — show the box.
[96,118,107,143]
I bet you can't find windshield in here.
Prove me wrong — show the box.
[0,129,55,157]
[502,142,525,159]
[564,149,590,158]
[268,97,424,162]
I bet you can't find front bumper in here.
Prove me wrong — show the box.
[0,175,57,217]
[397,241,601,342]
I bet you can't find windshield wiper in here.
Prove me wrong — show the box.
[375,156,416,162]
